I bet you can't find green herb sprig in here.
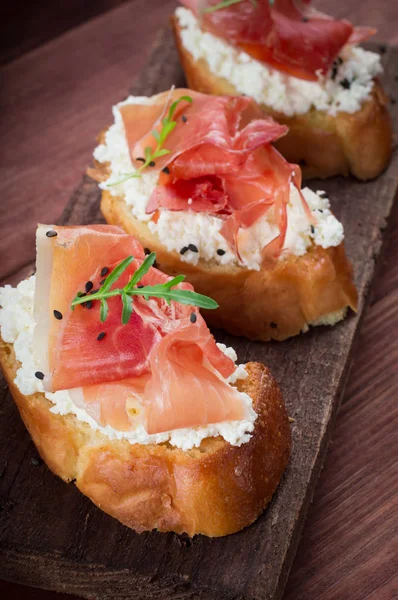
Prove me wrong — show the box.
[71,253,218,325]
[107,95,193,187]
[203,0,257,14]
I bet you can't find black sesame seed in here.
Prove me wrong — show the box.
[149,161,156,167]
[217,249,226,256]
[270,322,278,329]
[35,371,45,380]
[331,66,338,80]
[136,157,145,163]
[144,247,151,255]
[190,312,197,323]
[180,246,189,255]
[318,209,324,213]
[311,225,315,234]
[90,289,99,295]
[137,285,144,289]
[85,281,93,293]
[188,244,198,253]
[378,44,387,54]
[85,300,93,309]
[53,310,63,320]
[100,267,109,277]
[100,279,106,286]
[97,332,106,341]
[337,56,343,66]
[77,291,86,298]
[340,78,351,90]
[181,115,188,123]
[46,230,58,238]
[302,17,309,22]
[162,166,170,175]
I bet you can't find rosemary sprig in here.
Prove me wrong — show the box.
[107,95,193,187]
[203,0,257,13]
[71,253,218,325]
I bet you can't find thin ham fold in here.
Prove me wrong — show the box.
[35,225,245,435]
[120,89,303,264]
[179,0,375,81]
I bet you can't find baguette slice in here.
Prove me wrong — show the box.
[0,337,291,537]
[94,155,358,341]
[172,15,393,181]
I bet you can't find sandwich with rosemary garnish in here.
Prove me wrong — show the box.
[90,88,358,341]
[0,224,290,537]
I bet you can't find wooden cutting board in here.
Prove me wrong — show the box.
[0,28,397,600]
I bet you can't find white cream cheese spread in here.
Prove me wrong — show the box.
[94,98,344,271]
[175,6,382,117]
[0,277,256,451]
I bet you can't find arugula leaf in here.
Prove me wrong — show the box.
[101,256,134,292]
[100,298,108,323]
[121,291,133,325]
[130,286,219,310]
[70,251,218,325]
[124,252,156,292]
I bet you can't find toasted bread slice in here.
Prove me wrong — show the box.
[0,337,290,537]
[172,15,393,181]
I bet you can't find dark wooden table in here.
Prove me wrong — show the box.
[1,2,397,599]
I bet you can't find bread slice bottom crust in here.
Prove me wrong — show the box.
[0,337,291,537]
[100,189,358,341]
[172,16,393,181]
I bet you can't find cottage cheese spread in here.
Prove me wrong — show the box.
[0,277,256,451]
[175,6,382,117]
[94,98,344,271]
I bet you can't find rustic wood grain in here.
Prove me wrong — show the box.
[0,22,397,600]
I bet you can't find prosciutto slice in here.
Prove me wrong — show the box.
[34,225,234,392]
[34,225,247,434]
[121,89,300,262]
[180,0,375,80]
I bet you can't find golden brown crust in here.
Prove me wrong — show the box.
[0,337,291,537]
[100,188,358,341]
[172,15,393,181]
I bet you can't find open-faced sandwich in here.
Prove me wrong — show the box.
[91,89,358,341]
[0,224,291,537]
[172,0,393,180]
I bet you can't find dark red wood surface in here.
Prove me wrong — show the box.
[0,1,397,599]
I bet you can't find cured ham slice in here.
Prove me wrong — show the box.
[68,313,242,435]
[34,225,159,391]
[120,89,298,262]
[120,90,287,172]
[180,0,375,80]
[34,224,232,392]
[34,225,245,434]
[69,376,150,432]
[143,319,247,434]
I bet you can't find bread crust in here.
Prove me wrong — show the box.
[172,15,393,181]
[100,188,358,341]
[0,337,291,537]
